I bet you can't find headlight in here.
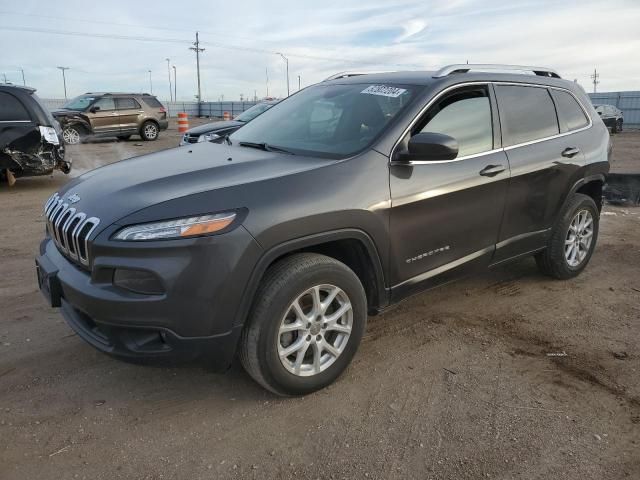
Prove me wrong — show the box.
[113,212,237,241]
[198,132,220,143]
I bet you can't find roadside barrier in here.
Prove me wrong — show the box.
[223,111,231,121]
[178,112,189,133]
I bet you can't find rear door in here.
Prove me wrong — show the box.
[492,84,587,263]
[0,91,36,166]
[115,97,143,134]
[389,84,509,298]
[88,97,118,135]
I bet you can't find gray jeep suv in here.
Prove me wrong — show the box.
[36,64,610,395]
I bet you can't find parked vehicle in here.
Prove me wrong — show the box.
[1,84,69,184]
[179,100,278,146]
[53,92,168,144]
[36,64,610,395]
[594,104,623,133]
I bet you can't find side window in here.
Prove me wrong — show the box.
[116,98,141,110]
[550,90,589,132]
[417,86,493,157]
[92,97,116,111]
[495,85,559,146]
[0,92,31,122]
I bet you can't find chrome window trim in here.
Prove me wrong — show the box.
[390,80,593,165]
[0,120,31,123]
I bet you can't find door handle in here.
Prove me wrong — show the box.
[561,147,580,158]
[479,164,506,177]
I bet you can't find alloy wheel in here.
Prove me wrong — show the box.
[62,127,80,145]
[277,284,353,377]
[144,123,158,139]
[564,209,594,267]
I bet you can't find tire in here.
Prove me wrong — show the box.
[535,193,599,279]
[239,253,367,396]
[616,119,623,133]
[140,121,159,141]
[117,135,131,141]
[62,125,84,145]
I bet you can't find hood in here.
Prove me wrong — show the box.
[56,142,332,228]
[186,120,244,135]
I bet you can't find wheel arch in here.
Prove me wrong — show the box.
[234,229,389,329]
[559,175,605,216]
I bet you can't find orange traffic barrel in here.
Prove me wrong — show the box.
[177,112,189,133]
[223,111,231,121]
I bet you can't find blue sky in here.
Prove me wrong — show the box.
[1,0,639,100]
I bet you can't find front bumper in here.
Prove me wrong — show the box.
[36,226,262,368]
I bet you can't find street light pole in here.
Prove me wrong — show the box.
[277,53,290,96]
[298,75,301,91]
[21,69,25,86]
[172,65,177,101]
[57,66,69,99]
[148,70,153,94]
[166,58,172,101]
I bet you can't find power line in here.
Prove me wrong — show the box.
[0,25,378,66]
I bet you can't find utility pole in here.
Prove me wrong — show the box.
[1,73,6,83]
[189,31,205,114]
[172,65,177,101]
[166,58,172,101]
[148,70,153,94]
[590,68,600,93]
[21,69,25,86]
[57,66,69,99]
[277,52,290,96]
[298,75,301,91]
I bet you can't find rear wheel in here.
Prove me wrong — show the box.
[240,253,367,396]
[62,125,84,145]
[616,119,623,133]
[535,193,599,279]
[140,121,159,141]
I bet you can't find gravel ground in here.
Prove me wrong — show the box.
[1,120,638,479]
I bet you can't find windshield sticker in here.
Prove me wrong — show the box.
[361,85,407,98]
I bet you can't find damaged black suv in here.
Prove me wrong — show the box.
[1,84,70,184]
[36,65,610,396]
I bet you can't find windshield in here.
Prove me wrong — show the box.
[236,103,274,122]
[230,83,419,158]
[62,95,96,111]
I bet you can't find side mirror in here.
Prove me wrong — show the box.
[400,132,459,162]
[90,106,100,113]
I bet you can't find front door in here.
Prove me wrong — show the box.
[115,97,143,134]
[389,84,509,299]
[88,97,118,135]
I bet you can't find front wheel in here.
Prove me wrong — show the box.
[239,253,367,396]
[536,193,599,279]
[140,121,159,141]
[62,126,84,145]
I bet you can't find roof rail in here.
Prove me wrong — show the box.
[323,71,394,81]
[434,64,561,79]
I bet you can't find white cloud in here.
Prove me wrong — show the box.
[0,0,639,100]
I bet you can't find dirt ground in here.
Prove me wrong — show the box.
[1,121,639,479]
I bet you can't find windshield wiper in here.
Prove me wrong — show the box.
[238,141,294,154]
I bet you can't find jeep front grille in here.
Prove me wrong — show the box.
[44,193,100,266]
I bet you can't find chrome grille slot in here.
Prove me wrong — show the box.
[43,193,101,267]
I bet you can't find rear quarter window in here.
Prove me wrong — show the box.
[141,97,163,108]
[495,85,559,146]
[550,90,589,132]
[0,91,31,122]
